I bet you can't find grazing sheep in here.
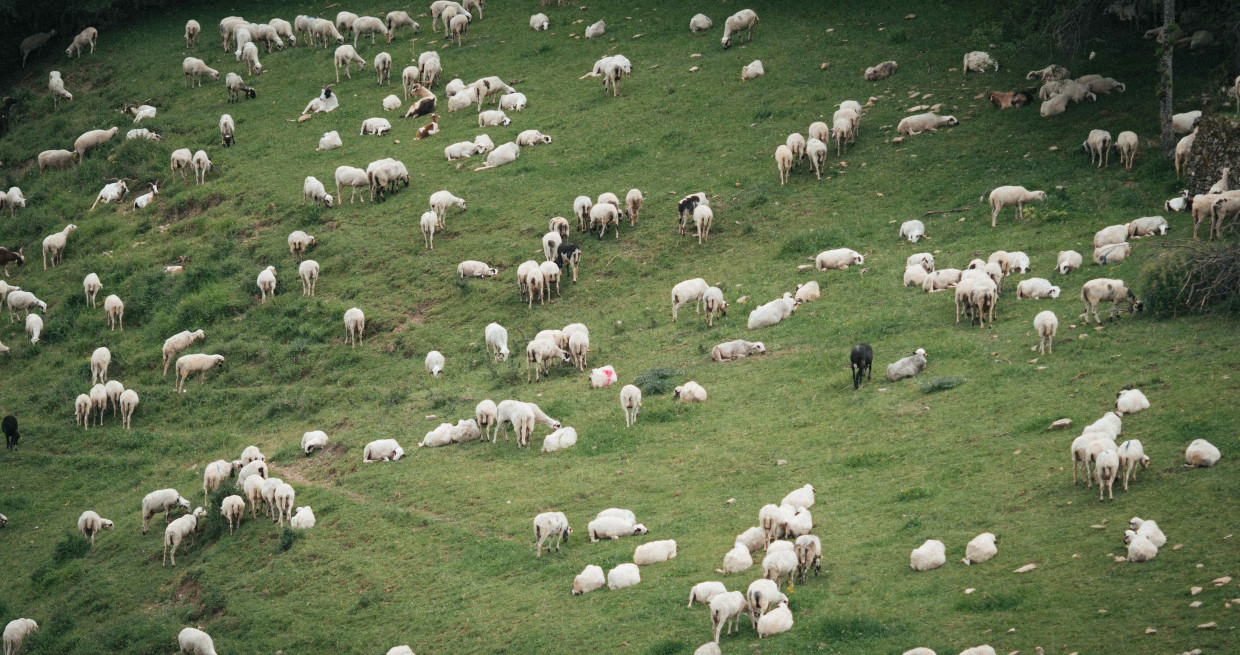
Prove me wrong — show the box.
[1032,310,1058,355]
[190,149,213,185]
[712,339,766,362]
[343,307,365,347]
[1056,250,1083,275]
[805,137,828,180]
[141,488,190,534]
[633,539,678,565]
[374,51,391,85]
[225,72,256,103]
[607,562,641,590]
[1185,438,1221,467]
[352,16,389,45]
[48,71,73,109]
[425,350,445,377]
[81,272,103,307]
[721,9,758,48]
[20,30,56,67]
[7,290,46,322]
[117,388,138,429]
[185,20,201,47]
[1172,110,1201,134]
[77,510,114,545]
[163,506,206,566]
[74,127,119,160]
[674,381,707,403]
[296,260,320,297]
[887,348,927,381]
[38,149,76,172]
[900,220,926,243]
[101,294,124,330]
[741,60,765,80]
[90,346,111,384]
[255,266,277,302]
[573,565,606,595]
[693,205,713,244]
[774,145,793,186]
[910,539,946,571]
[334,166,369,204]
[814,248,864,270]
[701,286,728,327]
[670,278,710,321]
[4,619,39,655]
[334,45,365,82]
[162,330,205,376]
[74,394,91,426]
[362,438,404,462]
[22,313,41,344]
[1082,129,1113,167]
[746,579,788,630]
[848,343,875,389]
[1174,132,1195,179]
[182,57,219,86]
[620,384,642,427]
[1117,439,1149,490]
[984,186,1047,227]
[963,51,999,73]
[534,511,572,556]
[709,591,750,642]
[174,354,225,393]
[1114,130,1138,170]
[865,60,898,81]
[897,113,958,135]
[221,495,245,534]
[449,14,469,45]
[1080,278,1142,323]
[290,506,315,530]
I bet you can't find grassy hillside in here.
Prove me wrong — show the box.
[1,1,1237,654]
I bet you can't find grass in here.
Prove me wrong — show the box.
[0,1,1238,654]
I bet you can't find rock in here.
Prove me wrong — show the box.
[820,62,829,70]
[1049,418,1072,430]
[892,136,905,144]
[1091,525,1106,530]
[689,66,699,73]
[965,588,976,594]
[1191,586,1203,596]
[726,498,735,504]
[905,13,916,19]
[1197,622,1217,629]
[1172,544,1183,550]
[690,53,701,58]
[1013,563,1037,573]
[775,459,787,466]
[1213,576,1233,586]
[1189,601,1202,608]
[1145,627,1157,634]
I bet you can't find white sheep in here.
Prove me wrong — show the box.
[541,426,577,452]
[1115,388,1149,416]
[1015,278,1061,300]
[90,179,129,210]
[1095,448,1120,500]
[2,187,26,217]
[182,57,219,86]
[89,346,111,384]
[703,286,728,326]
[162,330,205,376]
[363,438,404,462]
[1172,110,1201,133]
[674,381,707,403]
[39,223,77,270]
[671,278,709,321]
[102,379,124,417]
[24,313,41,344]
[473,141,520,171]
[958,647,998,655]
[1116,439,1149,491]
[716,543,754,574]
[763,548,798,589]
[689,581,728,607]
[174,354,226,393]
[721,9,758,48]
[963,51,999,74]
[335,166,369,203]
[904,265,929,287]
[900,219,926,243]
[573,565,606,595]
[240,41,263,75]
[909,539,946,571]
[77,510,114,544]
[1114,130,1138,170]
[141,488,190,533]
[741,60,765,81]
[865,60,898,81]
[533,511,572,556]
[1056,250,1082,275]
[290,506,315,530]
[458,260,498,278]
[1124,530,1158,562]
[500,92,527,112]
[163,506,206,567]
[746,579,788,629]
[710,591,750,643]
[3,619,38,655]
[1128,517,1166,548]
[516,129,551,147]
[478,109,510,127]
[7,290,47,322]
[100,294,124,330]
[254,265,277,302]
[607,562,641,590]
[634,539,678,565]
[1127,215,1168,238]
[343,307,365,347]
[353,16,389,45]
[984,186,1047,227]
[48,71,73,109]
[74,394,91,427]
[334,45,366,82]
[1185,438,1220,467]
[360,117,391,136]
[814,248,864,270]
[1029,310,1058,355]
[273,483,295,526]
[191,150,212,185]
[960,532,997,565]
[530,13,549,30]
[897,113,958,135]
[202,459,235,503]
[747,294,797,330]
[887,348,928,381]
[225,72,255,102]
[185,20,201,46]
[221,495,245,534]
[757,601,793,638]
[425,350,445,377]
[711,339,766,362]
[614,384,642,427]
[126,128,160,142]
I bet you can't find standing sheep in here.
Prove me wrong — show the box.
[1115,131,1138,170]
[74,127,119,159]
[774,145,793,186]
[3,619,38,655]
[104,294,124,330]
[533,511,572,556]
[333,45,365,82]
[1095,449,1120,500]
[1033,310,1058,354]
[77,510,114,544]
[374,51,391,85]
[983,186,1047,227]
[620,384,642,427]
[1080,278,1143,324]
[298,260,319,297]
[221,495,245,534]
[174,354,226,393]
[720,9,758,48]
[425,350,445,377]
[256,266,276,302]
[119,389,138,429]
[42,224,78,269]
[90,346,111,384]
[162,330,205,376]
[141,488,190,533]
[1082,129,1112,167]
[48,71,73,109]
[344,307,365,347]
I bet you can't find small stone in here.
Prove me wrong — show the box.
[1214,576,1233,586]
[1225,534,1234,540]
[726,498,735,504]
[1014,563,1037,573]
[1191,586,1203,596]
[1049,418,1072,430]
[689,66,699,72]
[1145,628,1157,634]
[1099,609,1107,614]
[1013,449,1021,455]
[1114,556,1127,562]
[1173,544,1183,550]
[974,93,985,100]
[1079,334,1088,340]
[905,13,916,19]
[393,139,401,144]
[690,53,701,58]
[775,459,787,466]
[1072,554,1081,559]
[892,136,905,144]
[1198,622,1217,629]
[424,415,436,420]
[1190,601,1203,608]
[1007,628,1016,634]
[1069,324,1077,329]
[965,588,976,594]
[820,62,828,70]
[1048,145,1058,151]
[1197,563,1204,568]
[736,295,750,303]
[1091,524,1106,530]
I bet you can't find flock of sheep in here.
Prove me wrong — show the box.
[1,3,1236,655]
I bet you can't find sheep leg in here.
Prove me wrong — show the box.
[991,205,1000,228]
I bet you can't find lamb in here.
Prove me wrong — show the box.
[1016,278,1060,299]
[352,16,389,45]
[865,60,898,81]
[225,72,256,103]
[256,266,277,302]
[458,261,498,278]
[1095,448,1120,500]
[290,506,315,529]
[1082,129,1112,167]
[671,278,710,321]
[693,205,713,244]
[1056,250,1083,274]
[163,507,207,566]
[473,142,520,171]
[1172,110,1201,133]
[897,113,958,135]
[573,565,606,595]
[220,495,245,534]
[90,346,111,384]
[48,71,73,109]
[425,350,445,377]
[533,511,572,556]
[984,186,1047,227]
[298,260,319,297]
[814,248,864,270]
[633,539,677,566]
[712,339,765,362]
[344,307,365,347]
[7,290,47,321]
[741,60,765,81]
[620,384,642,427]
[709,591,750,642]
[141,488,191,533]
[362,439,404,462]
[360,117,391,136]
[174,354,226,393]
[4,619,39,655]
[335,166,369,203]
[774,145,793,186]
[334,45,366,82]
[1080,278,1143,323]
[77,510,114,545]
[910,538,946,571]
[1124,530,1158,562]
[887,348,928,381]
[162,330,205,376]
[963,50,999,73]
[1040,93,1069,117]
[674,381,708,403]
[900,219,926,243]
[374,51,391,85]
[1185,438,1221,467]
[1113,130,1138,170]
[74,126,118,159]
[104,294,124,330]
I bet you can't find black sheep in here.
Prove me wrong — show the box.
[850,344,873,390]
[3,415,18,450]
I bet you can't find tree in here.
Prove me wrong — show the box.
[1158,0,1176,158]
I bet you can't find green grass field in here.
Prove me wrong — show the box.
[1,1,1238,654]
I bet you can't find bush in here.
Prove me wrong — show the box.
[279,527,296,552]
[633,367,684,396]
[52,533,91,564]
[1139,243,1240,317]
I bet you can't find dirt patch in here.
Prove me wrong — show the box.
[166,193,227,224]
[393,299,435,332]
[175,575,202,606]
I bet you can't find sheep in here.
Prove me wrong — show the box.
[73,394,91,427]
[201,459,236,504]
[719,8,759,49]
[333,44,365,82]
[225,72,256,102]
[87,383,107,426]
[184,19,202,47]
[6,290,47,322]
[334,307,365,349]
[458,260,499,278]
[417,53,442,90]
[415,210,439,250]
[958,647,998,655]
[865,60,898,81]
[237,457,268,485]
[174,354,226,393]
[1113,439,1151,491]
[1112,130,1138,170]
[533,511,572,556]
[372,51,392,87]
[88,346,111,384]
[271,483,295,526]
[758,503,794,545]
[78,273,103,310]
[904,264,929,287]
[217,495,246,535]
[909,539,946,571]
[745,578,787,630]
[1124,530,1158,562]
[1015,278,1060,300]
[238,41,263,75]
[887,348,927,381]
[1174,132,1196,179]
[700,286,728,327]
[429,190,467,229]
[141,488,190,534]
[620,384,643,427]
[360,117,391,136]
[963,50,999,74]
[708,341,765,367]
[0,280,19,305]
[539,425,577,452]
[561,328,589,371]
[1027,64,1070,82]
[692,204,714,244]
[1051,250,1083,275]
[423,350,446,378]
[90,178,131,210]
[1172,110,1201,133]
[20,29,56,67]
[334,166,369,204]
[580,55,631,97]
[1095,448,1120,500]
[311,18,345,47]
[709,591,750,642]
[740,60,765,81]
[385,11,419,42]
[74,126,118,159]
[959,532,998,565]
[670,278,709,321]
[447,86,477,112]
[785,507,812,539]
[714,541,755,576]
[1080,278,1142,324]
[48,71,73,109]
[754,601,793,639]
[1024,309,1058,356]
[20,312,42,345]
[101,382,125,420]
[163,507,207,566]
[530,13,549,30]
[77,510,114,545]
[253,265,277,302]
[1039,93,1069,117]
[674,381,707,403]
[516,129,551,147]
[1124,215,1168,240]
[1208,167,1231,195]
[897,113,958,136]
[773,144,794,186]
[526,339,568,381]
[1112,389,1150,417]
[269,18,295,47]
[812,248,864,271]
[1127,517,1166,549]
[291,259,318,298]
[1093,242,1131,265]
[572,565,606,596]
[162,330,205,376]
[444,140,484,160]
[1184,438,1221,468]
[548,216,571,241]
[352,16,388,45]
[477,110,511,128]
[1082,129,1113,167]
[632,539,677,566]
[498,92,528,113]
[363,438,405,463]
[983,186,1047,227]
[4,619,39,655]
[473,141,520,171]
[900,219,926,243]
[181,57,218,87]
[102,294,124,330]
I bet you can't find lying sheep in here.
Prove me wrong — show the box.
[746,579,787,628]
[445,140,485,160]
[900,219,926,243]
[711,339,765,362]
[1056,250,1083,275]
[573,565,606,595]
[363,438,404,462]
[1185,438,1220,467]
[690,14,713,32]
[1027,64,1070,81]
[1127,215,1168,238]
[1093,242,1131,265]
[757,601,793,638]
[478,109,510,127]
[290,506,315,529]
[1115,389,1149,416]
[716,543,754,574]
[741,60,765,81]
[886,348,927,381]
[898,113,958,135]
[910,539,946,571]
[984,186,1047,227]
[1016,278,1060,299]
[302,430,329,453]
[541,426,577,452]
[360,117,391,136]
[674,381,707,403]
[747,294,797,329]
[1124,530,1158,562]
[1129,517,1166,548]
[963,51,998,74]
[458,260,498,278]
[516,129,551,146]
[585,20,605,38]
[1040,93,1069,117]
[865,60,898,81]
[814,248,864,270]
[607,562,641,590]
[634,539,677,565]
[904,264,929,287]
[473,141,520,171]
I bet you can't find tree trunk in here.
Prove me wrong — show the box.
[1158,0,1175,158]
